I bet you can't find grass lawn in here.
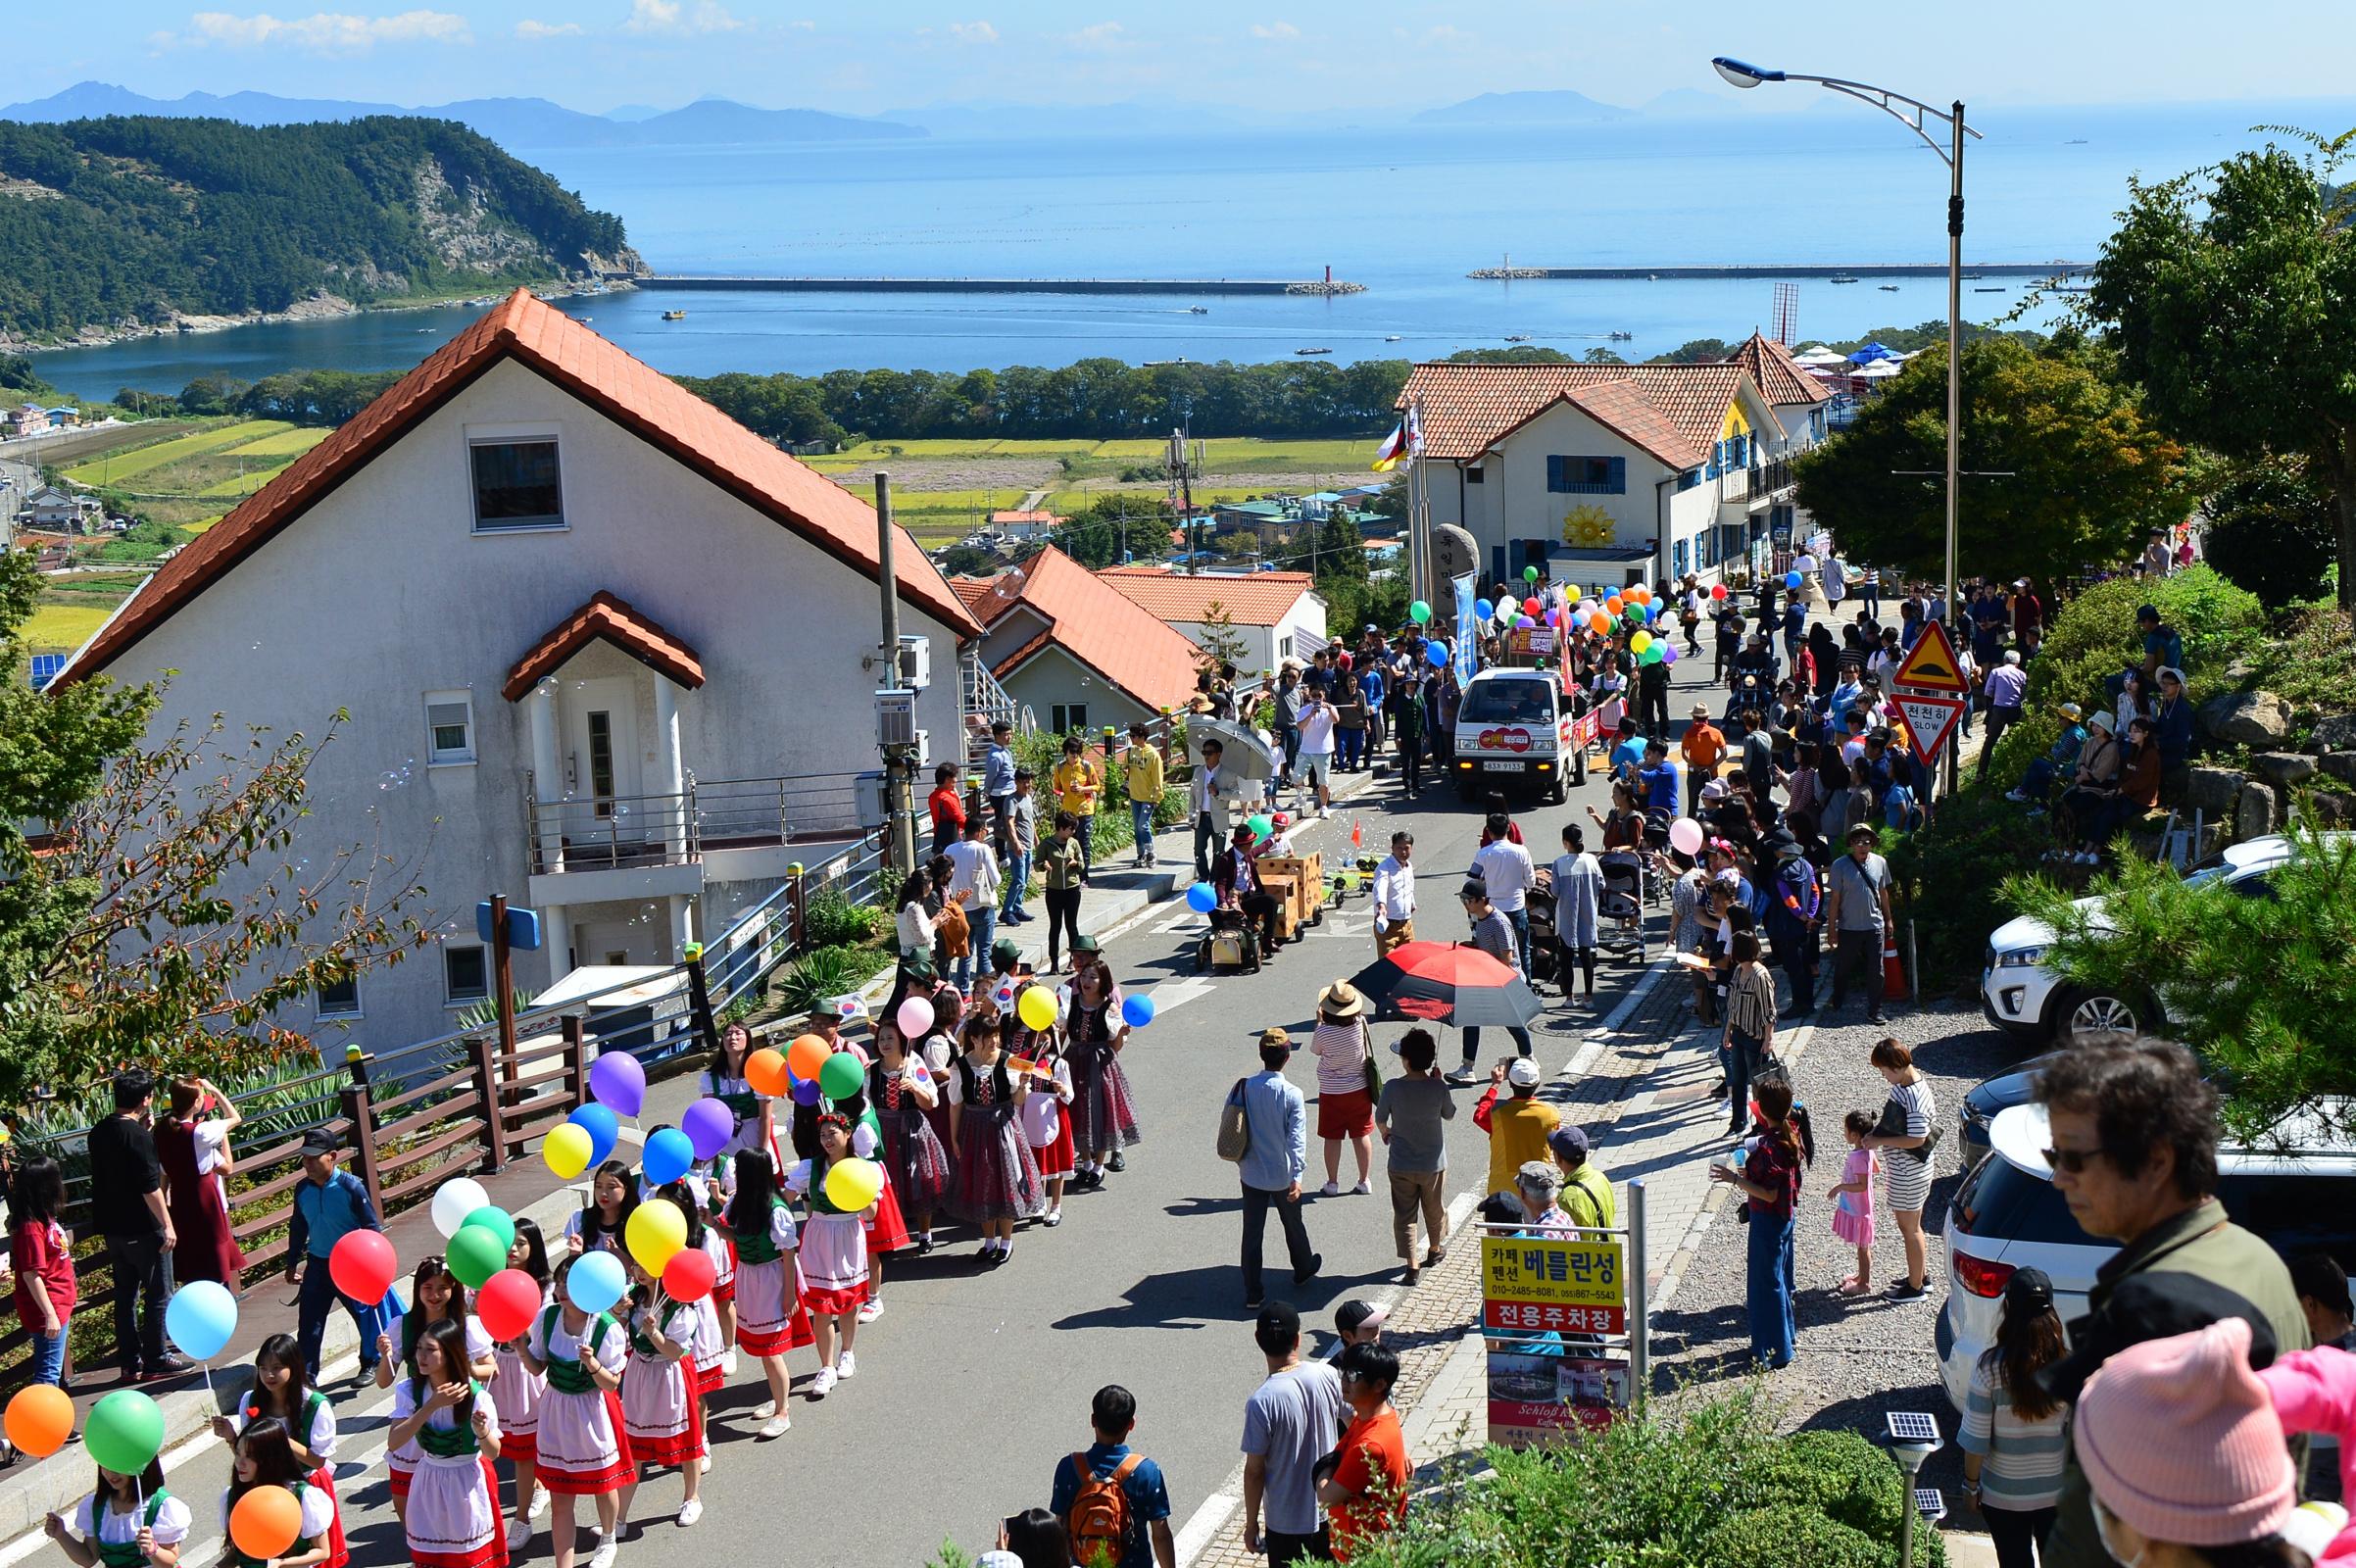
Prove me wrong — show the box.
[62,420,295,485]
[24,602,113,653]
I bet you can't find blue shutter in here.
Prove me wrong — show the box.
[1606,457,1626,494]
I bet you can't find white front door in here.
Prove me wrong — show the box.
[563,678,645,849]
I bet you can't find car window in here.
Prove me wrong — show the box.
[1459,681,1553,725]
[2217,1172,2356,1273]
[1952,1154,2100,1248]
[2228,871,2278,902]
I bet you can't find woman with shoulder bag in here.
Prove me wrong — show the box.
[1308,982,1375,1198]
[1862,1037,1938,1299]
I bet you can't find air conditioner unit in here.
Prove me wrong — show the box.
[896,634,932,691]
[876,689,917,749]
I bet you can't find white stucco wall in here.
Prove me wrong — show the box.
[998,644,1157,736]
[86,357,962,1052]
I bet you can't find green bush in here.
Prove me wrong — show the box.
[1886,794,2055,991]
[2251,606,2356,726]
[1736,1431,1938,1557]
[1696,1506,1889,1568]
[774,943,882,1013]
[803,888,887,949]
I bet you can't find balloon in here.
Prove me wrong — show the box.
[1668,817,1706,858]
[824,1157,885,1212]
[430,1178,492,1239]
[1710,583,1728,600]
[567,1103,619,1167]
[474,1269,542,1343]
[1589,613,1609,635]
[1785,570,1802,589]
[1425,640,1448,667]
[662,1247,716,1302]
[786,1033,831,1085]
[1640,644,1664,665]
[1515,615,1534,629]
[1661,642,1679,664]
[464,1206,515,1253]
[565,1250,627,1316]
[1604,596,1623,615]
[4,1385,74,1459]
[229,1486,303,1561]
[1186,881,1217,913]
[894,997,935,1040]
[743,1048,790,1097]
[164,1279,237,1362]
[1408,599,1432,624]
[818,1053,865,1102]
[1630,630,1651,655]
[1631,585,1651,604]
[328,1229,398,1304]
[682,1098,734,1160]
[447,1222,507,1290]
[1247,813,1273,839]
[625,1199,688,1274]
[84,1390,165,1477]
[1643,601,1659,621]
[1523,597,1541,615]
[542,1121,594,1180]
[1545,609,1560,626]
[588,1052,646,1118]
[1018,986,1060,1034]
[642,1126,695,1187]
[791,1077,822,1105]
[1121,994,1156,1029]
[1475,598,1494,621]
[1523,564,1540,582]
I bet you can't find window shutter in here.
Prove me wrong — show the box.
[1606,457,1626,494]
[427,702,470,732]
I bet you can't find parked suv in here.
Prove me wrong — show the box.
[1935,1100,2356,1411]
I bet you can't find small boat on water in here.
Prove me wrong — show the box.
[663,309,687,320]
[1878,283,1901,292]
[1504,333,1532,342]
[1608,330,1632,341]
[1973,286,2006,293]
[1188,306,1208,314]
[1296,346,1332,355]
[1384,334,1402,342]
[1829,275,1861,284]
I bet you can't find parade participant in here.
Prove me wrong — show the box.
[1066,962,1142,1191]
[213,1335,347,1568]
[563,1163,638,1259]
[787,1115,875,1400]
[698,1022,776,1166]
[489,1225,552,1547]
[948,1012,1045,1261]
[1015,1008,1077,1228]
[1214,823,1283,956]
[379,1256,497,1522]
[644,1183,724,1469]
[615,1260,704,1531]
[869,1023,951,1254]
[44,1456,187,1568]
[720,1150,804,1439]
[155,1076,245,1288]
[217,1420,333,1568]
[519,1258,630,1568]
[388,1319,508,1568]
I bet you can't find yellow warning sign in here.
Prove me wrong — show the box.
[1892,619,1971,694]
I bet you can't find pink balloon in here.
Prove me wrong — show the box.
[895,996,934,1038]
[1667,817,1705,858]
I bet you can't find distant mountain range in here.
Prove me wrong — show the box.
[0,81,922,148]
[1411,89,1638,125]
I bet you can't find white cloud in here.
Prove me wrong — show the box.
[948,19,997,43]
[1062,20,1131,51]
[785,17,813,27]
[514,18,580,37]
[1421,24,1474,47]
[622,0,742,33]
[174,9,472,51]
[1249,21,1298,39]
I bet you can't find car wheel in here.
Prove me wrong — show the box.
[2058,986,2143,1039]
[1572,749,1588,786]
[1548,771,1568,806]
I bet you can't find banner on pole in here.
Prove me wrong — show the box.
[1451,571,1479,687]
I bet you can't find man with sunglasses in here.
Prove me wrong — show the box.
[2030,1038,2310,1568]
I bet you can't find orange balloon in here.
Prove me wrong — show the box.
[4,1385,73,1459]
[229,1485,304,1560]
[1630,586,1651,605]
[1589,612,1611,635]
[785,1033,830,1085]
[743,1047,789,1098]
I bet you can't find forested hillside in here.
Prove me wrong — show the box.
[0,115,639,342]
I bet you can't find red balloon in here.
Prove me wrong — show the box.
[475,1268,542,1343]
[327,1229,397,1304]
[1522,597,1541,616]
[662,1248,716,1302]
[1710,583,1728,600]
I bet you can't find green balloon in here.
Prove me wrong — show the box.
[1408,599,1432,624]
[85,1390,165,1477]
[448,1222,507,1290]
[1523,565,1540,581]
[818,1052,864,1102]
[1247,813,1273,839]
[463,1205,515,1252]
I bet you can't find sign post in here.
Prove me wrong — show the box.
[1480,1212,1643,1446]
[1890,620,1973,796]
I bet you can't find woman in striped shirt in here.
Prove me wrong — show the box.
[1959,1267,2068,1568]
[1720,933,1778,1134]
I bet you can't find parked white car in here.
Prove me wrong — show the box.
[1936,1100,2356,1411]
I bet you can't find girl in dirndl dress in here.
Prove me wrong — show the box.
[387,1320,506,1568]
[211,1334,347,1568]
[829,1092,909,1324]
[563,1163,638,1261]
[645,1181,726,1458]
[44,1457,188,1568]
[1063,965,1141,1191]
[490,1222,553,1549]
[519,1258,631,1568]
[946,1013,1043,1260]
[218,1418,334,1568]
[720,1150,805,1440]
[787,1114,874,1402]
[868,1025,950,1256]
[379,1258,496,1525]
[700,1023,777,1164]
[1016,1019,1076,1229]
[615,1263,704,1532]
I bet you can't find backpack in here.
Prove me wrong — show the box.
[1066,1451,1145,1564]
[1774,856,1820,924]
[1215,1078,1252,1162]
[1884,784,1924,832]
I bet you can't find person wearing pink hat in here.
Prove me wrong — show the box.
[2073,1316,2319,1568]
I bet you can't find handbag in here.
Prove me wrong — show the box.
[1215,1076,1252,1162]
[1873,1093,1938,1163]
[1359,1022,1384,1099]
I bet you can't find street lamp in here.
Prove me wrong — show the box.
[1708,56,1981,665]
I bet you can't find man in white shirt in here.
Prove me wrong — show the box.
[942,814,1002,995]
[1293,687,1337,818]
[1370,831,1416,956]
[1191,737,1239,883]
[1468,811,1537,975]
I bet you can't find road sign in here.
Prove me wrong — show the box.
[1892,693,1967,761]
[1482,1235,1627,1329]
[1891,619,1970,694]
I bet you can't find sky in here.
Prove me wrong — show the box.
[12,0,2356,118]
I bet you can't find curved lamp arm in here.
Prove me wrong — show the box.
[1710,57,1981,164]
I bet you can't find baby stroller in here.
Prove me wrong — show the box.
[1596,853,1649,962]
[1528,864,1559,984]
[1195,906,1264,974]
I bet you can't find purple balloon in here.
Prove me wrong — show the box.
[1661,642,1680,665]
[682,1098,734,1160]
[791,1077,823,1106]
[587,1051,646,1118]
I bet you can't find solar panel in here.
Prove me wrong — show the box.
[1887,1411,1940,1446]
[27,654,66,691]
[1915,1489,1946,1522]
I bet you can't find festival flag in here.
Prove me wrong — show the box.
[1369,403,1422,471]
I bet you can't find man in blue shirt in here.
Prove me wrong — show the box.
[1608,720,1647,785]
[982,719,1017,850]
[285,1128,394,1378]
[1050,1385,1177,1568]
[1235,1029,1319,1310]
[1356,660,1386,756]
[1636,741,1679,816]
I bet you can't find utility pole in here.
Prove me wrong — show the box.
[874,472,916,881]
[1943,97,1966,801]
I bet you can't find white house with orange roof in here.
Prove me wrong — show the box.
[961,547,1203,736]
[1097,565,1326,677]
[54,290,980,1048]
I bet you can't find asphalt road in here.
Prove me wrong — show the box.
[77,646,1735,1568]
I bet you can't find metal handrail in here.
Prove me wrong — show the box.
[523,787,697,874]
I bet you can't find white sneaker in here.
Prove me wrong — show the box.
[1043,1206,1062,1227]
[587,1540,617,1568]
[1350,1181,1372,1196]
[835,1349,857,1380]
[698,1454,712,1474]
[857,1299,883,1324]
[530,1488,550,1520]
[720,1350,739,1376]
[758,1414,790,1439]
[507,1518,533,1551]
[810,1366,836,1398]
[752,1399,777,1420]
[676,1500,703,1527]
[1319,1181,1342,1197]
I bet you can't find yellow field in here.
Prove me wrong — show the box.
[223,427,331,460]
[24,603,112,652]
[63,420,297,485]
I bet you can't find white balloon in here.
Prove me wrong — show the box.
[430,1177,492,1238]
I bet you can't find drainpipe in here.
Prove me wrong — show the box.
[1654,472,1675,587]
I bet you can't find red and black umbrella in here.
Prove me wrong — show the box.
[1347,941,1544,1028]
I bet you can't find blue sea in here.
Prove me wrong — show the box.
[29,97,2352,401]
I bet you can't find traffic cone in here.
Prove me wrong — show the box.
[1882,940,1908,1003]
[1350,818,1364,851]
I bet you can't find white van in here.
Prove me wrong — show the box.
[1450,667,1585,803]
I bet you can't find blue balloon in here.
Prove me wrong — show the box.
[1426,641,1448,667]
[1644,601,1660,621]
[1785,570,1802,589]
[1122,994,1157,1029]
[641,1126,695,1188]
[164,1280,238,1361]
[565,1250,627,1315]
[1185,882,1217,913]
[1475,598,1494,621]
[567,1102,619,1167]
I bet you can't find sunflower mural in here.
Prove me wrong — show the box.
[1561,503,1617,548]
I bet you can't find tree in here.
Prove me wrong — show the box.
[1194,601,1252,674]
[1581,347,1627,365]
[2002,826,2356,1142]
[1313,509,1368,582]
[1792,337,2186,589]
[2199,457,2339,605]
[935,542,999,577]
[2088,131,2356,607]
[1649,337,1734,365]
[0,549,429,1108]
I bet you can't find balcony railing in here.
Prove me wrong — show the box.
[523,770,867,876]
[1757,458,1793,496]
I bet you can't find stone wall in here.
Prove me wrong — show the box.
[2185,692,2356,844]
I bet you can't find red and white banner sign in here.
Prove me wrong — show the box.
[1892,692,1967,760]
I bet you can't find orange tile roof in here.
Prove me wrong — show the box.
[949,574,1000,614]
[57,290,978,685]
[1398,360,1781,467]
[1727,332,1833,408]
[989,510,1060,524]
[1097,565,1317,626]
[502,591,705,702]
[974,547,1203,712]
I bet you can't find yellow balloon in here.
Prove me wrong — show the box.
[824,1157,885,1213]
[624,1199,688,1273]
[543,1122,593,1181]
[1630,630,1652,655]
[1017,985,1059,1034]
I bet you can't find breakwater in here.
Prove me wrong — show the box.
[623,274,1366,296]
[1468,262,2090,280]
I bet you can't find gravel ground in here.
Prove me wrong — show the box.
[1652,999,2033,1521]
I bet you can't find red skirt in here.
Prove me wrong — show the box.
[311,1464,350,1568]
[535,1393,634,1496]
[692,1361,725,1398]
[389,1459,415,1500]
[735,1297,815,1358]
[862,1179,912,1254]
[628,1390,703,1471]
[711,1234,739,1303]
[167,1175,246,1288]
[497,1428,534,1467]
[408,1459,509,1568]
[1030,1116,1076,1178]
[799,1281,865,1318]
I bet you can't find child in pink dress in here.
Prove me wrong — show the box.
[1828,1109,1881,1298]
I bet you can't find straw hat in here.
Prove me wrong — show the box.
[1318,979,1365,1018]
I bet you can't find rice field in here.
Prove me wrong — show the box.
[61,420,290,485]
[23,602,113,653]
[64,421,331,503]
